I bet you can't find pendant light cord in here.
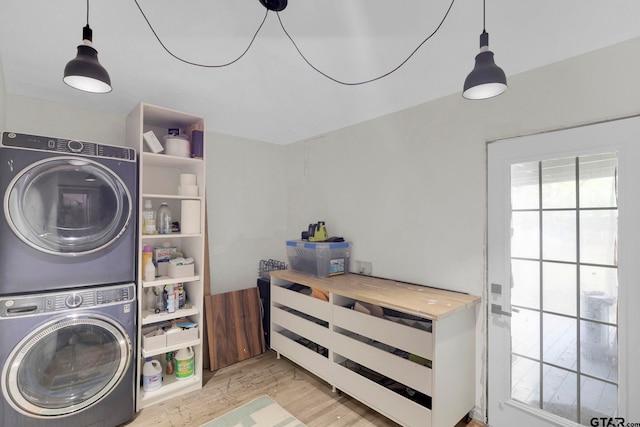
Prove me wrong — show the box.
[133,0,269,68]
[86,0,90,26]
[133,0,457,83]
[276,0,455,86]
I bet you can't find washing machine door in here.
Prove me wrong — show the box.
[1,314,131,417]
[4,157,132,256]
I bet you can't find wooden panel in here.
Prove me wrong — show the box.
[206,288,265,371]
[270,270,480,320]
[202,203,210,370]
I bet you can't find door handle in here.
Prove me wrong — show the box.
[491,303,512,317]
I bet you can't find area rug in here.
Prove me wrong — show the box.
[200,395,306,427]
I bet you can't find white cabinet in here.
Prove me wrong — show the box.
[126,103,206,411]
[270,270,480,427]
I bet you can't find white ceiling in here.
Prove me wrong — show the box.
[1,1,639,144]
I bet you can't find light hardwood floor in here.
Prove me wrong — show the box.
[123,350,484,427]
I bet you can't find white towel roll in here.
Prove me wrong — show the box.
[178,185,199,196]
[180,174,197,185]
[180,200,201,234]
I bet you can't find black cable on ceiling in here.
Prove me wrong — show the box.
[133,0,269,67]
[133,0,457,84]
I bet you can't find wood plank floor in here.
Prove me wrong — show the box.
[122,350,484,427]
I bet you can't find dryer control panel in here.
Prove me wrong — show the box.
[0,283,135,317]
[1,132,136,161]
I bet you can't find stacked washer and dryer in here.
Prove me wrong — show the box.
[0,132,138,427]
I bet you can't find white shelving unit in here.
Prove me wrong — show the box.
[126,102,206,411]
[270,270,480,427]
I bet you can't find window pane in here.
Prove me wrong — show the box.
[543,313,576,370]
[580,265,617,323]
[512,308,540,359]
[581,377,617,422]
[512,162,539,210]
[581,321,617,382]
[580,210,617,266]
[543,262,576,316]
[512,212,539,259]
[542,158,576,209]
[512,259,540,309]
[543,211,576,262]
[512,355,540,407]
[543,365,577,422]
[579,153,617,209]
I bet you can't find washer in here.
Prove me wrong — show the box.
[0,132,137,295]
[0,283,136,427]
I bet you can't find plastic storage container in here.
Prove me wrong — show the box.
[286,240,351,277]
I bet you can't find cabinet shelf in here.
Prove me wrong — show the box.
[138,375,201,409]
[141,193,203,201]
[141,305,199,326]
[142,275,200,288]
[141,338,201,358]
[127,102,206,412]
[142,152,202,167]
[140,233,203,240]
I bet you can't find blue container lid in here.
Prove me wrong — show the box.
[286,240,350,249]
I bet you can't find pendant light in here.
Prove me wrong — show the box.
[462,0,506,100]
[63,0,112,93]
[259,0,287,12]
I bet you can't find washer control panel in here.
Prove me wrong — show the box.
[1,132,136,161]
[0,283,135,317]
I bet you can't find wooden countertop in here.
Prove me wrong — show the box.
[269,270,480,321]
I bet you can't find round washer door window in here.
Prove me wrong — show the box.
[5,157,132,255]
[2,314,131,417]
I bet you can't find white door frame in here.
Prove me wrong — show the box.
[487,117,640,426]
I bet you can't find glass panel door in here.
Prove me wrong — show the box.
[487,117,640,427]
[510,154,618,424]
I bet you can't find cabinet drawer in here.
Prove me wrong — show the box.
[272,305,331,349]
[333,362,431,427]
[272,285,330,322]
[333,331,432,396]
[271,330,331,383]
[333,305,433,361]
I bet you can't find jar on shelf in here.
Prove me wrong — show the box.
[157,203,172,234]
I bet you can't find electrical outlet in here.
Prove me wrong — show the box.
[354,260,373,275]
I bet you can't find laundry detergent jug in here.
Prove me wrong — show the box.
[142,357,162,391]
[174,347,194,380]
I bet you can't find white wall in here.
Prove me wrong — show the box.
[284,36,640,420]
[205,132,288,294]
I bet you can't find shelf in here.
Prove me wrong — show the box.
[140,233,203,240]
[142,338,201,358]
[142,152,202,167]
[141,193,203,201]
[142,275,200,287]
[141,305,199,326]
[138,374,202,409]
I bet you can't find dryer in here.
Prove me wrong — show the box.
[0,132,137,295]
[0,283,136,427]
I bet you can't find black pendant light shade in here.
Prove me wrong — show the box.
[63,23,111,93]
[259,0,287,12]
[463,32,506,100]
[462,1,507,100]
